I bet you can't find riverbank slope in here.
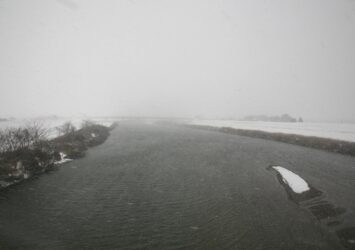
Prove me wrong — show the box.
[0,123,117,189]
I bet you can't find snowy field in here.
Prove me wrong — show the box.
[188,120,355,142]
[0,117,118,139]
[2,118,355,143]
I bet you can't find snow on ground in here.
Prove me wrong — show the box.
[54,152,72,165]
[272,166,310,194]
[188,120,355,142]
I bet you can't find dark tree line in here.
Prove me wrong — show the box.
[0,120,99,154]
[0,122,48,154]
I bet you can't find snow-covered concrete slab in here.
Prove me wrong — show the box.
[272,166,310,194]
[55,152,72,164]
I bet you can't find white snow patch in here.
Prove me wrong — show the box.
[272,166,310,194]
[55,152,72,164]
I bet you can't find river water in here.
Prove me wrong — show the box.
[0,123,350,249]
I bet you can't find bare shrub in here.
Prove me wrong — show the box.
[56,122,76,136]
[0,121,49,154]
[81,120,97,128]
[26,121,49,141]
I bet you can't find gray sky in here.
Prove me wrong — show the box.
[0,0,354,121]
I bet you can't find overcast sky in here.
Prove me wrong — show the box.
[0,0,354,121]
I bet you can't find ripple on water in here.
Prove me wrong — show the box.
[268,165,355,250]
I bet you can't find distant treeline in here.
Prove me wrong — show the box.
[243,114,303,123]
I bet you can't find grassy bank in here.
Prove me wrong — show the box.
[0,122,117,189]
[185,124,355,157]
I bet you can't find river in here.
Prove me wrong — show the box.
[1,122,353,249]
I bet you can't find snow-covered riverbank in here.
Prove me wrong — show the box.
[188,120,355,142]
[0,123,114,190]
